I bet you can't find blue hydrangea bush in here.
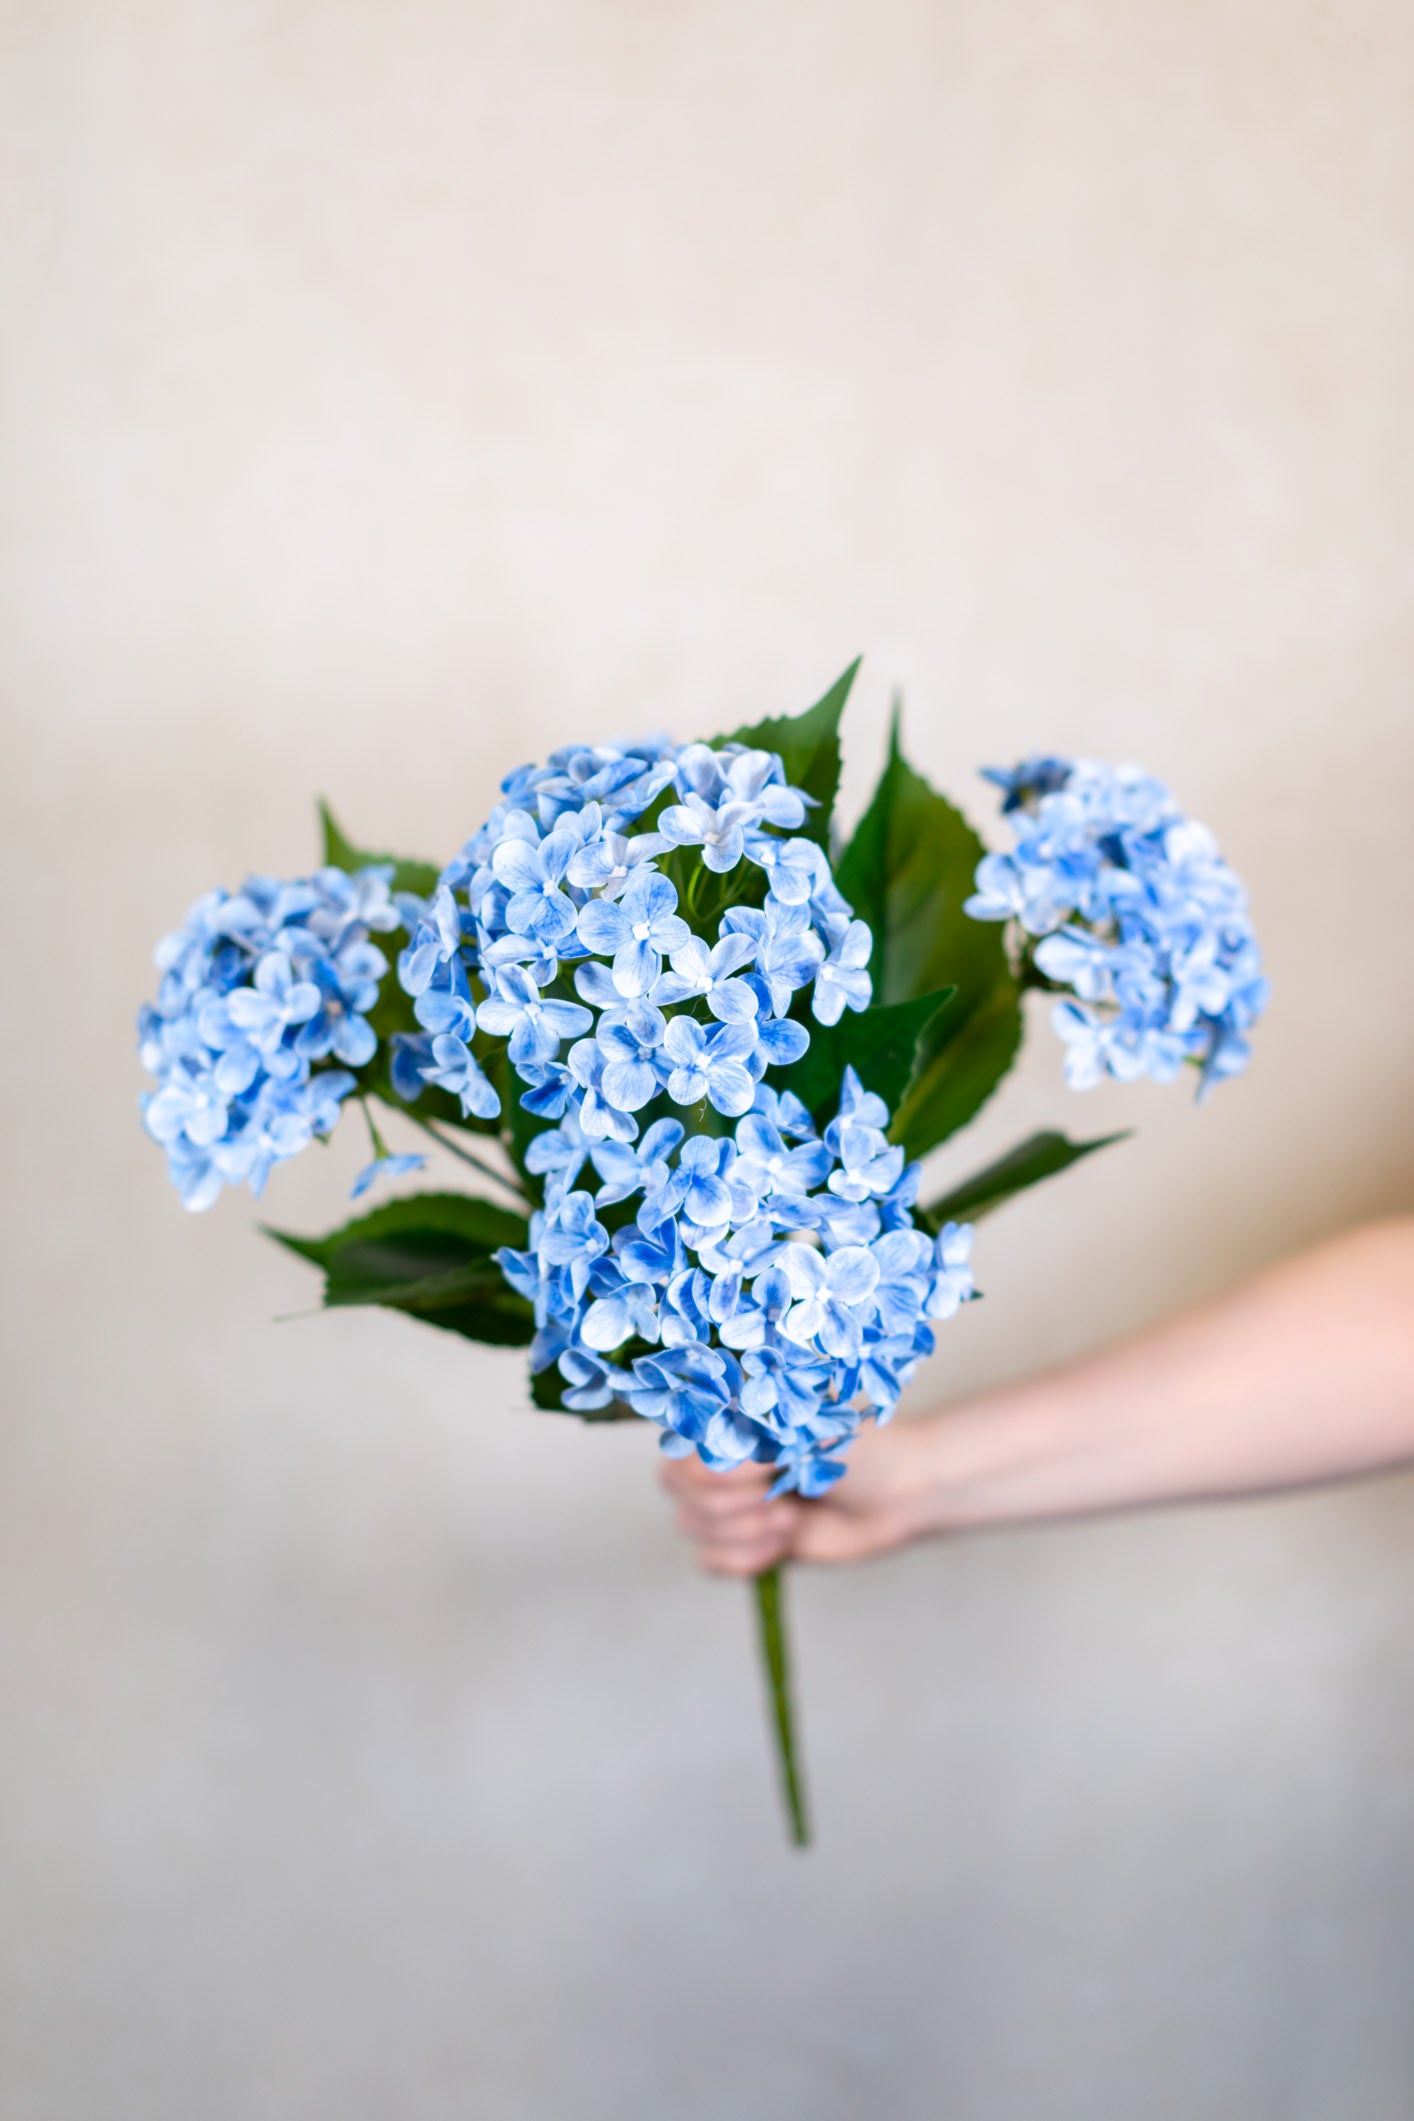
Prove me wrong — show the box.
[139,663,1266,1842]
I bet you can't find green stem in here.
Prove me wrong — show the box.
[396,1109,533,1209]
[358,1094,390,1160]
[753,1564,811,1848]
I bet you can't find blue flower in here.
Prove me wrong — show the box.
[1052,999,1186,1089]
[517,1061,577,1118]
[927,1221,976,1318]
[350,1151,429,1199]
[716,1262,793,1350]
[1032,925,1121,1002]
[563,1040,640,1143]
[565,819,669,900]
[479,928,565,985]
[732,1113,831,1200]
[535,1189,610,1299]
[619,1217,687,1289]
[581,1260,662,1351]
[525,1105,594,1191]
[823,1066,889,1148]
[811,920,873,1026]
[224,950,321,1054]
[750,1014,811,1068]
[750,1085,818,1140]
[412,958,477,1042]
[965,849,1078,934]
[650,930,758,1021]
[777,1241,880,1361]
[490,827,582,945]
[294,940,385,1067]
[389,1031,436,1102]
[747,835,826,906]
[420,1034,502,1120]
[588,1117,685,1204]
[576,872,691,998]
[739,1340,831,1425]
[557,1347,632,1411]
[827,1121,905,1203]
[878,1159,922,1231]
[661,1017,757,1117]
[725,900,825,1017]
[398,884,464,996]
[980,755,1073,811]
[588,1002,670,1111]
[659,791,762,874]
[477,964,592,1070]
[639,1135,736,1233]
[623,1344,759,1468]
[674,744,807,829]
[309,862,402,943]
[766,1437,851,1499]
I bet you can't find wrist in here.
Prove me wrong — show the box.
[893,1389,1065,1539]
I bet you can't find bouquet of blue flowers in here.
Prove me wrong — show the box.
[139,662,1266,1843]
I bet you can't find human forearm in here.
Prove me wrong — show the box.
[663,1217,1414,1574]
[900,1216,1414,1537]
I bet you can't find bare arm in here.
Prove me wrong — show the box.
[663,1217,1414,1575]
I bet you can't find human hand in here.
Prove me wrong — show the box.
[659,1418,936,1575]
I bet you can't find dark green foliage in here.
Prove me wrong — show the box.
[713,658,860,848]
[890,985,1023,1162]
[837,711,1023,1156]
[780,988,955,1129]
[318,799,441,899]
[530,1364,569,1412]
[916,1129,1129,1231]
[265,1192,535,1348]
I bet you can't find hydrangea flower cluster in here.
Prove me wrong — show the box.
[495,1073,975,1495]
[965,756,1268,1096]
[388,736,871,1131]
[392,735,974,1494]
[138,868,401,1211]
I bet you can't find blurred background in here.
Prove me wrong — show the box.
[4,3,1414,2115]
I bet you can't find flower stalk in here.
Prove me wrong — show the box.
[753,1563,810,1848]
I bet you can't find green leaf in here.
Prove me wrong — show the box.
[320,1259,513,1311]
[838,711,1023,1153]
[916,1128,1130,1230]
[711,658,861,847]
[318,798,440,898]
[531,1364,568,1412]
[264,1191,535,1347]
[780,987,954,1127]
[401,1295,536,1348]
[267,1189,528,1271]
[889,984,1023,1162]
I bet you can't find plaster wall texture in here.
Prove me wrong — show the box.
[2,4,1413,2116]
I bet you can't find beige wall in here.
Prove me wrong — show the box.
[3,4,1413,2116]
